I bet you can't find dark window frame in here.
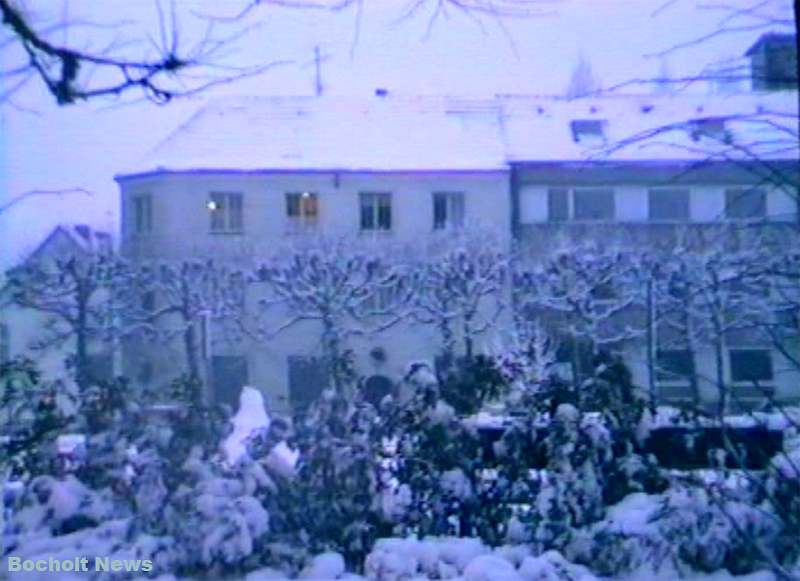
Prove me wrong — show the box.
[573,187,615,221]
[729,349,774,383]
[132,194,153,235]
[725,188,767,221]
[433,191,465,230]
[360,192,392,232]
[648,188,691,222]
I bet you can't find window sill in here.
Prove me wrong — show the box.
[209,231,244,236]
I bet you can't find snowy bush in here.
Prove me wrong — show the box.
[273,389,389,570]
[364,536,599,581]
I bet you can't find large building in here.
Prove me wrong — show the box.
[113,33,796,412]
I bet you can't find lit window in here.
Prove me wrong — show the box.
[433,192,465,230]
[360,193,392,231]
[208,192,244,234]
[725,188,766,220]
[133,194,152,234]
[730,349,773,383]
[649,188,690,221]
[286,192,319,230]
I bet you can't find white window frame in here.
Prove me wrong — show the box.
[132,193,153,235]
[286,192,319,231]
[432,191,465,230]
[360,192,392,232]
[208,192,244,234]
[547,187,615,222]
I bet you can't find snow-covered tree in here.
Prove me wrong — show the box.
[136,260,248,392]
[253,236,413,394]
[6,252,140,390]
[514,240,646,384]
[650,226,788,415]
[411,231,508,366]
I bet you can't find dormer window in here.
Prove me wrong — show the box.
[745,33,798,91]
[689,117,732,144]
[570,119,607,145]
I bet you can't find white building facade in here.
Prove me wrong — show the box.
[116,74,799,413]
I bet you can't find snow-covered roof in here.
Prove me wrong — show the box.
[503,92,799,165]
[118,92,798,178]
[25,224,112,265]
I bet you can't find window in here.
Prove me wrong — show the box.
[208,192,244,233]
[0,323,9,364]
[547,188,615,221]
[286,192,319,230]
[433,192,465,230]
[689,118,732,143]
[548,188,569,222]
[362,375,393,407]
[86,352,114,384]
[649,188,690,221]
[574,188,615,221]
[729,349,773,383]
[141,290,156,312]
[656,349,695,383]
[288,356,329,413]
[725,188,766,220]
[211,355,249,408]
[132,194,152,234]
[364,285,400,313]
[591,282,617,302]
[360,193,392,231]
[570,120,607,144]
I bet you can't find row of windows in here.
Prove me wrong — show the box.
[546,187,768,222]
[656,348,774,384]
[130,191,466,235]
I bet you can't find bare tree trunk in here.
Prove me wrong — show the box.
[75,281,90,391]
[184,323,200,380]
[646,279,656,410]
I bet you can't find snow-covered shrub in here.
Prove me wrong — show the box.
[164,467,271,573]
[529,404,608,550]
[272,389,389,571]
[436,355,508,416]
[9,474,115,537]
[765,430,800,568]
[654,485,783,575]
[364,537,599,581]
[0,358,72,480]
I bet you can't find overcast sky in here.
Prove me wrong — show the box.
[0,0,793,268]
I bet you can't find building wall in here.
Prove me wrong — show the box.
[519,183,797,223]
[120,171,510,260]
[118,170,511,412]
[515,176,800,409]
